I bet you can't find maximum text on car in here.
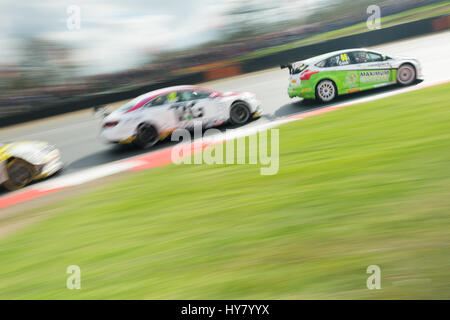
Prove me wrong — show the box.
[100,85,262,148]
[281,48,423,102]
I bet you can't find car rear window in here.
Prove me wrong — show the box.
[290,64,308,75]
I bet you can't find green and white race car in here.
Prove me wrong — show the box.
[281,48,423,102]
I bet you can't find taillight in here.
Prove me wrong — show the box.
[300,70,319,80]
[103,121,119,128]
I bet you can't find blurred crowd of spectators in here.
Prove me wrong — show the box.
[0,0,442,119]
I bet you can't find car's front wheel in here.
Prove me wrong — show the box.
[133,123,159,149]
[3,158,36,191]
[316,80,337,103]
[397,64,416,86]
[229,102,251,125]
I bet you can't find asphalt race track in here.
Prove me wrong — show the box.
[0,31,449,179]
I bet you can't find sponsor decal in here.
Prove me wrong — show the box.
[332,53,350,66]
[360,70,390,83]
[346,71,358,88]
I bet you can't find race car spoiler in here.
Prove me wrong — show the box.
[280,63,293,72]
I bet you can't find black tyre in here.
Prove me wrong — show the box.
[3,158,36,191]
[315,80,337,103]
[397,64,416,86]
[133,123,159,149]
[230,102,250,125]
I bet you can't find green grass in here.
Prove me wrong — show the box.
[237,1,450,62]
[1,83,450,299]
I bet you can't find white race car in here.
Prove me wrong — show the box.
[100,85,262,148]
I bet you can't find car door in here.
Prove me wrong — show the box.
[176,89,221,129]
[351,51,393,89]
[190,89,223,125]
[166,90,204,129]
[322,52,361,94]
[142,92,178,134]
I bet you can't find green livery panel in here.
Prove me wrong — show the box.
[288,69,397,100]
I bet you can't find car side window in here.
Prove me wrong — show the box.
[191,90,210,100]
[350,51,369,64]
[166,91,180,103]
[367,52,383,62]
[315,60,326,68]
[180,90,210,101]
[324,53,351,67]
[179,90,194,102]
[148,94,168,107]
[350,51,384,64]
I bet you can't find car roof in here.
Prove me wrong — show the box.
[122,85,215,113]
[295,48,376,66]
[135,85,205,102]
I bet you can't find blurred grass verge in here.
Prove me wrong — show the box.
[0,83,449,299]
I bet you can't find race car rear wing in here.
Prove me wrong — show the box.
[281,62,308,75]
[280,63,293,73]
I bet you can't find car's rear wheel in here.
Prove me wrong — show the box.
[230,102,250,125]
[316,80,337,102]
[397,64,416,86]
[3,158,36,191]
[133,123,159,149]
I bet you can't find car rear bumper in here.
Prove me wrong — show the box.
[288,84,315,99]
[100,123,137,144]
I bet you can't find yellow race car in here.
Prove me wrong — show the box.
[0,141,63,191]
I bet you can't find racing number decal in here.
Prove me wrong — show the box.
[340,53,349,62]
[173,102,204,122]
[334,53,350,66]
